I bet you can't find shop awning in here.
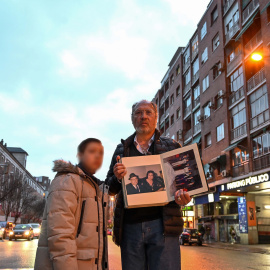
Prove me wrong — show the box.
[235,10,259,41]
[261,1,270,14]
[223,139,244,152]
[192,134,201,144]
[210,154,226,164]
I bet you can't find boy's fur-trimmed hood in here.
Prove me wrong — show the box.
[52,159,83,176]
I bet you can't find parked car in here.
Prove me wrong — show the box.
[9,224,34,241]
[180,228,203,246]
[0,221,14,239]
[28,223,41,238]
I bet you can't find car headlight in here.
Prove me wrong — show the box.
[9,231,14,235]
[34,228,40,233]
[24,231,30,235]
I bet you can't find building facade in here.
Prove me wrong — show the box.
[153,0,270,244]
[0,140,45,223]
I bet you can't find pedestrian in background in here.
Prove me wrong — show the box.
[230,226,236,244]
[34,138,108,270]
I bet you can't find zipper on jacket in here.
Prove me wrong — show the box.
[76,200,86,237]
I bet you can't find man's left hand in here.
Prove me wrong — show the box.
[174,189,191,205]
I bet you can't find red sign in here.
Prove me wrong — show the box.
[247,201,257,226]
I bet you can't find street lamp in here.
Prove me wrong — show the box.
[251,52,263,61]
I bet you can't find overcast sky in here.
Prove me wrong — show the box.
[0,0,210,180]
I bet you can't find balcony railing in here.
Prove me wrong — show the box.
[253,153,270,171]
[192,47,198,61]
[231,123,247,141]
[232,162,249,177]
[184,129,192,142]
[223,0,235,15]
[250,109,270,130]
[229,86,244,107]
[160,96,165,105]
[192,71,199,85]
[225,20,240,44]
[244,30,262,57]
[242,0,259,25]
[183,82,191,96]
[184,105,192,118]
[193,96,200,108]
[183,59,190,73]
[247,67,266,93]
[165,91,170,99]
[193,123,201,134]
[227,51,242,75]
[160,113,165,124]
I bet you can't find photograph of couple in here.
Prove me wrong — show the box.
[125,165,165,195]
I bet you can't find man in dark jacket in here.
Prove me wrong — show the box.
[106,100,191,270]
[126,173,141,195]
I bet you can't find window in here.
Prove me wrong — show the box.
[232,149,249,166]
[202,75,209,92]
[253,132,270,158]
[213,62,222,79]
[230,100,246,130]
[211,6,218,25]
[176,65,181,75]
[193,58,199,75]
[177,130,182,141]
[192,35,198,55]
[229,66,243,93]
[170,94,174,105]
[250,84,269,119]
[203,103,211,118]
[171,114,174,125]
[212,34,220,51]
[267,6,270,23]
[201,47,208,65]
[184,69,191,86]
[176,85,180,96]
[170,74,174,85]
[184,96,191,108]
[183,49,190,64]
[176,107,181,119]
[205,133,211,147]
[225,10,239,33]
[155,98,158,105]
[201,22,207,40]
[227,44,241,64]
[217,123,224,142]
[194,109,201,126]
[216,96,223,108]
[193,85,200,100]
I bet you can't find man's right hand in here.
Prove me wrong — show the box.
[113,155,127,180]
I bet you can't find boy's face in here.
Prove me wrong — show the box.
[78,142,104,174]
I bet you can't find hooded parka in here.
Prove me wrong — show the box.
[34,160,109,270]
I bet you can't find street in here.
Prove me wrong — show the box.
[0,237,270,270]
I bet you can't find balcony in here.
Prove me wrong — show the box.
[232,162,249,177]
[231,123,247,141]
[160,113,165,124]
[247,67,266,93]
[184,129,192,143]
[225,20,240,44]
[242,0,259,25]
[165,91,169,99]
[250,109,270,130]
[183,82,191,96]
[183,59,190,73]
[193,123,201,135]
[184,105,192,118]
[223,0,235,15]
[229,86,244,107]
[160,96,165,106]
[244,30,262,58]
[192,47,198,61]
[227,51,242,75]
[192,71,199,85]
[253,153,270,171]
[193,96,200,108]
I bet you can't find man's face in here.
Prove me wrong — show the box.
[130,176,138,186]
[132,103,157,134]
[148,173,154,180]
[78,142,104,174]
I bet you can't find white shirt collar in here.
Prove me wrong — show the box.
[134,134,155,154]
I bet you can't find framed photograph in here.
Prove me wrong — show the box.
[121,143,208,208]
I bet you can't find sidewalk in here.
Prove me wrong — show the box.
[203,241,270,254]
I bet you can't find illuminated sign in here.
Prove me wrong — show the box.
[227,173,269,190]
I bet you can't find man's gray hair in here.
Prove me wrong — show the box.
[131,100,158,118]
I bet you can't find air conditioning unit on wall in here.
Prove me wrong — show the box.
[221,170,229,177]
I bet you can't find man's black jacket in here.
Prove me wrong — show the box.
[106,129,184,246]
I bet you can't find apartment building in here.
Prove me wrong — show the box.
[153,0,270,244]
